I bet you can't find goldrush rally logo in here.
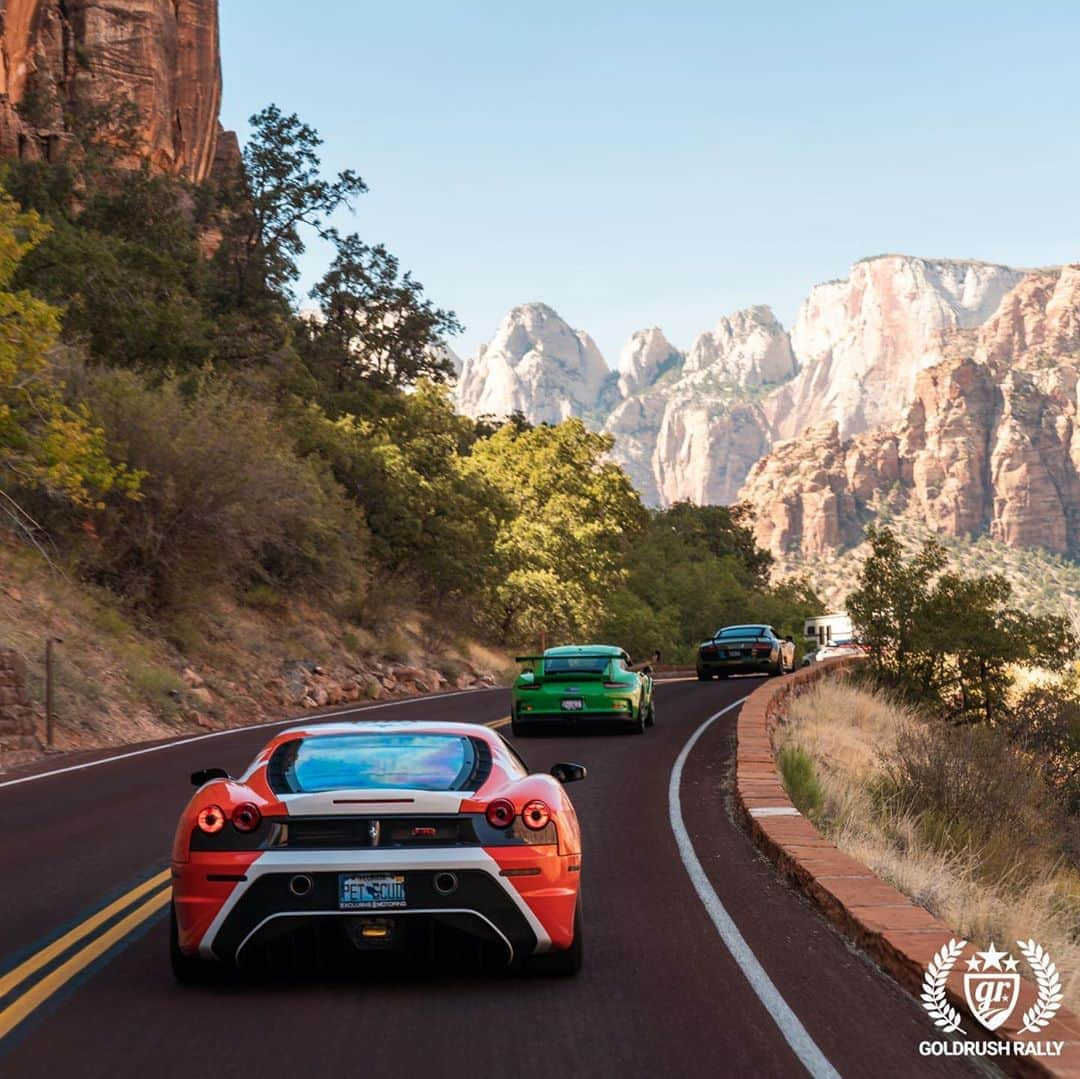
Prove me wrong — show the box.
[920,939,1066,1059]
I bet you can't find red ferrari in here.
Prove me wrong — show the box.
[170,720,585,979]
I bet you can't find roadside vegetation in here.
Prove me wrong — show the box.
[777,528,1080,1006]
[780,506,1080,627]
[0,99,817,745]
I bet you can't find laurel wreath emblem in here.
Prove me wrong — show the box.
[1017,939,1063,1033]
[921,938,967,1033]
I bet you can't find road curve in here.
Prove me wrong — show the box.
[0,681,974,1077]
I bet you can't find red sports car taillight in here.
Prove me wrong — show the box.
[486,799,515,828]
[231,802,262,833]
[521,800,551,830]
[196,805,226,834]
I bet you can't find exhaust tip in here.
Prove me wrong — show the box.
[289,873,314,897]
[433,871,458,896]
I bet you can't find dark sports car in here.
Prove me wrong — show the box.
[696,624,795,680]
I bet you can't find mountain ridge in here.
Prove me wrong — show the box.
[456,254,1064,551]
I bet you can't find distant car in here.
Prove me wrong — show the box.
[512,645,654,736]
[801,640,864,667]
[170,721,586,981]
[697,625,795,680]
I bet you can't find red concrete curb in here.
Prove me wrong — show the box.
[734,660,1080,1077]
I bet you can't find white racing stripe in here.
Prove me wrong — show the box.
[668,698,840,1079]
[0,688,500,791]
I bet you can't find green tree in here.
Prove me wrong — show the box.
[467,420,647,644]
[847,524,946,686]
[848,525,1075,723]
[600,502,817,662]
[289,382,505,610]
[304,232,461,392]
[0,193,138,519]
[217,105,366,310]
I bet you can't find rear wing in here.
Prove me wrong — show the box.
[515,654,626,663]
[515,653,628,684]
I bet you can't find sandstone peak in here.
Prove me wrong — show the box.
[684,304,796,388]
[456,303,609,424]
[616,327,681,398]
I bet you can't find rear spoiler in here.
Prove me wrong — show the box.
[515,654,624,662]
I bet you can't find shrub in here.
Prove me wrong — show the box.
[886,721,1063,881]
[82,371,366,611]
[779,745,824,816]
[1006,684,1080,815]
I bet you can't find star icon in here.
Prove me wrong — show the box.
[978,943,1010,971]
[965,956,983,971]
[1003,956,1020,973]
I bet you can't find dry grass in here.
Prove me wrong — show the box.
[780,678,1080,1008]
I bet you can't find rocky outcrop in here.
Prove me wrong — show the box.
[456,303,610,424]
[684,305,796,388]
[740,267,1080,558]
[767,256,1027,440]
[0,0,222,181]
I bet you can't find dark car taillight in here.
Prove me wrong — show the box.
[486,799,515,828]
[752,644,771,656]
[231,802,262,833]
[700,645,718,657]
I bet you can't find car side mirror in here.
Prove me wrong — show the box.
[191,766,230,787]
[641,664,653,676]
[551,762,587,783]
[785,636,794,643]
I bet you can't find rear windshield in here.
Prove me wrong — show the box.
[544,656,612,674]
[268,734,482,793]
[715,626,767,639]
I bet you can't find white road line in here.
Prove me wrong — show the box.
[668,698,841,1079]
[0,687,500,791]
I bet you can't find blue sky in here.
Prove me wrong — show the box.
[220,2,1080,365]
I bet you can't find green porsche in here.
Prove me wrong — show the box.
[511,645,655,736]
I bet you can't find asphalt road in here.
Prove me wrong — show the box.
[0,680,976,1078]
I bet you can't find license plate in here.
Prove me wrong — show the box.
[561,698,584,711]
[338,873,406,910]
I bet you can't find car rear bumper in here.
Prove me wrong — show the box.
[515,708,639,723]
[697,657,774,676]
[174,846,577,966]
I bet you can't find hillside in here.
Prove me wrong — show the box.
[776,507,1080,628]
[0,531,505,766]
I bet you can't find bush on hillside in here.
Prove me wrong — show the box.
[81,370,364,611]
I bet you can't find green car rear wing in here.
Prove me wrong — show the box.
[515,654,624,684]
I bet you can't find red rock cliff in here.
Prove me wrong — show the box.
[0,0,221,182]
[739,268,1080,558]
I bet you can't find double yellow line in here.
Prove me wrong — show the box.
[0,870,172,1042]
[0,713,512,1042]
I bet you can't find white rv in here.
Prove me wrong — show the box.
[803,612,854,647]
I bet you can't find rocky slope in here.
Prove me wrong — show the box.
[740,267,1080,557]
[0,0,223,181]
[0,532,502,768]
[457,255,1039,516]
